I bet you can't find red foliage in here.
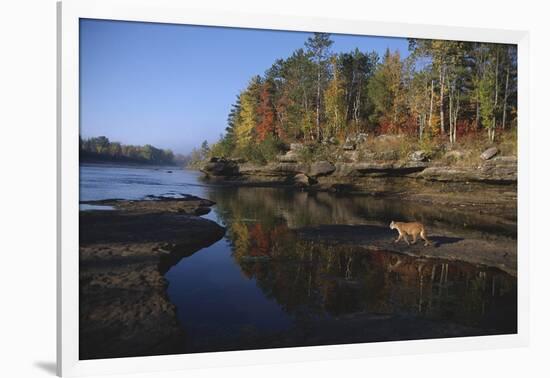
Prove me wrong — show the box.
[401,116,418,136]
[275,95,288,140]
[378,120,397,135]
[256,82,276,142]
[248,223,271,257]
[247,223,292,258]
[376,118,417,137]
[456,120,478,139]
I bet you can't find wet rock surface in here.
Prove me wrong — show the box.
[296,224,517,276]
[79,196,225,359]
[83,195,216,216]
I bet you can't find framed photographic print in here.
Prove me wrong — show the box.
[58,0,529,376]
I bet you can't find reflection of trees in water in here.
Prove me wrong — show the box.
[207,186,516,333]
[246,239,515,332]
[207,186,516,238]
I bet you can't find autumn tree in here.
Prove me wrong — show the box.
[324,55,346,138]
[256,81,276,141]
[475,44,517,142]
[234,76,262,149]
[404,58,435,139]
[267,49,316,141]
[339,49,379,132]
[367,49,407,133]
[305,33,333,141]
[204,34,517,164]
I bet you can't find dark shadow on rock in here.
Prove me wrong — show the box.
[34,361,56,375]
[80,211,223,245]
[430,236,463,247]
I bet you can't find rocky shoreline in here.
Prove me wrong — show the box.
[199,142,517,276]
[79,195,225,359]
[201,145,517,187]
[201,143,517,224]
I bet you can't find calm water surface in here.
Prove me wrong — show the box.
[80,163,517,352]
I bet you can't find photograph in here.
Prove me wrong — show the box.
[78,18,518,360]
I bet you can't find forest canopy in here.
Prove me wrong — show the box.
[80,136,175,165]
[205,33,517,164]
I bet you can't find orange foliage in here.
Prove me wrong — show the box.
[255,82,276,142]
[456,120,478,139]
[248,223,271,257]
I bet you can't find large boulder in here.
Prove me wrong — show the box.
[479,156,517,181]
[278,143,307,162]
[480,147,499,160]
[342,133,368,151]
[356,133,368,145]
[409,150,428,162]
[277,151,300,163]
[309,161,336,177]
[289,143,305,152]
[342,141,356,151]
[201,158,239,176]
[293,173,312,187]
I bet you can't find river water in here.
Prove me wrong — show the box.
[80,163,517,353]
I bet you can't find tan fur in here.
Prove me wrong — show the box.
[389,221,431,246]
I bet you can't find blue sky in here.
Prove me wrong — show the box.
[80,19,409,154]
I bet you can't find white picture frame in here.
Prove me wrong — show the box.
[57,0,530,376]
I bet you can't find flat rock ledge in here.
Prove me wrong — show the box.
[79,196,225,359]
[201,156,517,186]
[296,224,517,276]
[419,157,517,183]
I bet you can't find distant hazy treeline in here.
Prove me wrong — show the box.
[80,136,175,165]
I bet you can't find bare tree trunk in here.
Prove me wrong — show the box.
[492,50,500,142]
[428,79,434,134]
[439,66,446,135]
[448,81,454,144]
[454,99,460,142]
[353,78,361,128]
[449,100,453,143]
[419,114,426,140]
[448,77,459,144]
[475,101,480,129]
[502,64,510,129]
[316,64,321,141]
[347,70,356,123]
